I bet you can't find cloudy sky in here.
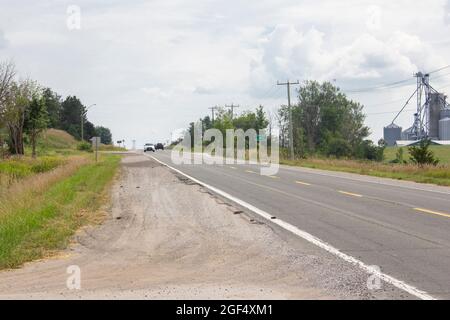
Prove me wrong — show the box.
[1,0,450,146]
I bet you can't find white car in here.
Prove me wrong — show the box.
[144,143,155,152]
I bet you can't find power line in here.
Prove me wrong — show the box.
[225,104,240,119]
[208,106,218,123]
[366,108,415,116]
[428,65,450,74]
[343,64,450,94]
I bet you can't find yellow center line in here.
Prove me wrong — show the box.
[267,175,279,179]
[338,190,363,198]
[295,181,311,186]
[245,170,257,174]
[414,208,450,219]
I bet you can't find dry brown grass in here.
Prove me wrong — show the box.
[41,129,77,145]
[0,156,90,217]
[281,157,450,186]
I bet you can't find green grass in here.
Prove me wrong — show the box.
[281,157,450,186]
[0,155,120,269]
[0,156,65,188]
[384,146,450,164]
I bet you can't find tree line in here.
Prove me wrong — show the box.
[277,80,385,161]
[185,105,269,148]
[184,81,386,161]
[0,61,113,158]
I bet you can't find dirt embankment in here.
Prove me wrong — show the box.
[0,154,408,299]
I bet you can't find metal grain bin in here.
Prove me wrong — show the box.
[439,118,450,140]
[384,123,402,146]
[441,109,450,120]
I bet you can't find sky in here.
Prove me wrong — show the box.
[1,0,450,147]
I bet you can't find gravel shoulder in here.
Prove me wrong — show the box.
[0,154,411,299]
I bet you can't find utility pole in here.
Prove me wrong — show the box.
[277,80,299,160]
[209,106,218,124]
[226,104,239,120]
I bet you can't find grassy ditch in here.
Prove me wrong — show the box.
[281,157,450,186]
[0,156,66,189]
[0,154,120,269]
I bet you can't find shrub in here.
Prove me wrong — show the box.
[356,140,385,162]
[30,156,64,173]
[408,139,439,167]
[77,141,93,152]
[325,137,352,158]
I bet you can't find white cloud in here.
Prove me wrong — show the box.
[0,0,449,145]
[0,30,7,49]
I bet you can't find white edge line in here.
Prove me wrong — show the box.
[149,154,436,300]
[193,151,450,196]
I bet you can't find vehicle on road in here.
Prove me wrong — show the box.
[155,143,164,150]
[144,143,155,152]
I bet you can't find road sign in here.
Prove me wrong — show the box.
[257,134,266,142]
[91,136,101,162]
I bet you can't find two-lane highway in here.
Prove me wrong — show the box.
[148,151,450,299]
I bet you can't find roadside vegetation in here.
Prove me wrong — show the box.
[281,158,450,186]
[0,155,120,269]
[0,60,122,269]
[183,80,449,186]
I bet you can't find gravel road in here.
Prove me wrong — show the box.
[0,154,411,299]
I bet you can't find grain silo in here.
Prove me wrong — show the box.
[441,109,450,120]
[439,117,450,140]
[384,123,402,146]
[429,93,445,139]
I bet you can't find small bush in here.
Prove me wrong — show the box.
[408,139,439,167]
[77,142,93,152]
[30,157,64,173]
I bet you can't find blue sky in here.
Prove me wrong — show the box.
[1,0,450,146]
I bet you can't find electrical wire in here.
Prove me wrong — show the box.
[342,64,450,94]
[391,88,419,124]
[366,108,415,116]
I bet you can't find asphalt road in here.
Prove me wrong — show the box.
[147,150,450,299]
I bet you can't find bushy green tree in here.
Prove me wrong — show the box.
[95,126,112,145]
[408,139,439,167]
[84,120,96,141]
[60,96,85,140]
[42,88,61,128]
[24,95,48,158]
[278,81,369,159]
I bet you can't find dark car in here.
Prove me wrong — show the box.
[155,143,164,150]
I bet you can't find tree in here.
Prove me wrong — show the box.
[24,95,48,158]
[83,120,96,141]
[408,139,439,167]
[3,79,38,155]
[95,126,112,145]
[278,81,369,158]
[0,61,16,157]
[255,105,269,131]
[355,140,385,161]
[42,88,61,128]
[60,96,85,140]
